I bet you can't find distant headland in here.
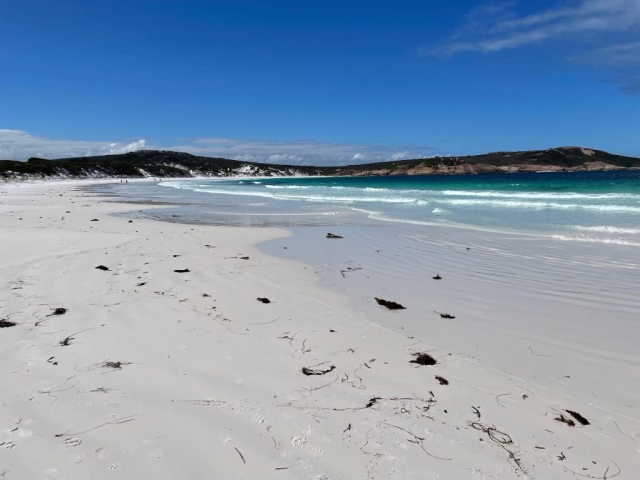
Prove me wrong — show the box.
[2,146,639,181]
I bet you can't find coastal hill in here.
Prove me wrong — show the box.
[1,146,639,180]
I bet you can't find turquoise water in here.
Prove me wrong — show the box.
[108,170,640,246]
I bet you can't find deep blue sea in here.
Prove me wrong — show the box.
[106,170,640,246]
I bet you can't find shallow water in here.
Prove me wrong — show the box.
[97,170,640,246]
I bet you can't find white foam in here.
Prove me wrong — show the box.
[441,190,637,200]
[552,235,640,246]
[573,226,640,234]
[439,198,640,213]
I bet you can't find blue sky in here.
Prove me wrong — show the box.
[1,0,639,164]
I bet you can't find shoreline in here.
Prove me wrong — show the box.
[1,181,639,479]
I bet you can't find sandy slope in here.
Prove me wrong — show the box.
[1,181,638,480]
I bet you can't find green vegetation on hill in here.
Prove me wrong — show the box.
[1,147,638,180]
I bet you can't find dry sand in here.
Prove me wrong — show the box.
[1,181,639,479]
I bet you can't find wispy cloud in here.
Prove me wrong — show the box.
[0,130,147,160]
[152,138,435,165]
[426,0,640,56]
[423,0,640,94]
[0,130,436,165]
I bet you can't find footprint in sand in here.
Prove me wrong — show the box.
[388,468,403,479]
[421,470,440,478]
[470,469,487,480]
[61,438,82,448]
[280,448,295,460]
[251,412,266,424]
[107,462,121,471]
[296,458,313,470]
[291,436,307,448]
[308,446,324,457]
[424,428,445,443]
[69,451,86,464]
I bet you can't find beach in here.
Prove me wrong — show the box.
[1,180,639,480]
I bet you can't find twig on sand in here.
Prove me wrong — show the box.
[382,422,452,461]
[38,385,75,404]
[251,317,280,326]
[296,375,339,397]
[470,422,525,474]
[58,327,95,347]
[563,461,620,479]
[472,406,481,420]
[495,394,509,408]
[234,447,246,464]
[55,416,138,437]
[528,345,552,357]
[611,419,640,443]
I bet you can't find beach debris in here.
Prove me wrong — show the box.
[59,336,73,346]
[365,397,382,408]
[101,361,130,370]
[557,452,566,461]
[555,414,576,427]
[435,375,449,385]
[301,364,336,376]
[174,269,190,273]
[340,267,362,277]
[257,297,271,304]
[410,352,437,366]
[0,319,17,328]
[326,233,343,239]
[61,438,82,447]
[90,218,99,222]
[433,274,442,280]
[91,387,111,393]
[202,293,211,297]
[375,297,406,310]
[173,254,180,257]
[47,356,58,365]
[329,329,336,332]
[239,256,250,260]
[470,422,525,474]
[128,220,133,223]
[136,282,146,286]
[95,265,110,271]
[234,446,246,464]
[472,406,481,420]
[565,410,590,426]
[35,307,68,326]
[438,312,456,319]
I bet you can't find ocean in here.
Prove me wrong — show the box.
[103,170,640,247]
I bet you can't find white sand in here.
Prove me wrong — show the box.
[1,181,639,479]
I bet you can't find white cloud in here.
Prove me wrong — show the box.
[0,129,436,165]
[426,0,640,56]
[0,129,147,160]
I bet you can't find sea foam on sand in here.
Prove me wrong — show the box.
[0,181,639,479]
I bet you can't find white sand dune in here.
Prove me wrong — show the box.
[1,181,638,479]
